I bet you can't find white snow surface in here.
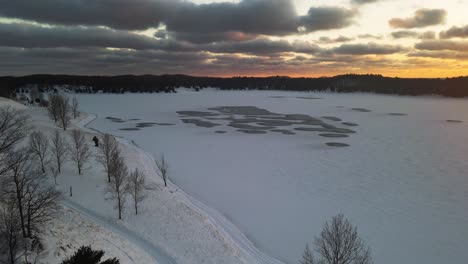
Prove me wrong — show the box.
[72,90,468,264]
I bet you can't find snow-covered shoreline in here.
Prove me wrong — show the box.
[78,111,284,264]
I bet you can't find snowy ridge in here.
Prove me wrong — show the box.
[80,113,284,264]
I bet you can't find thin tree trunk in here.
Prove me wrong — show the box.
[118,198,122,220]
[15,189,27,238]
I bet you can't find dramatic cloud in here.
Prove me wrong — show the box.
[415,40,468,52]
[389,9,447,29]
[317,36,353,44]
[0,22,166,50]
[206,38,321,55]
[299,7,357,32]
[331,42,406,55]
[440,25,468,39]
[391,30,436,39]
[392,31,420,39]
[358,34,383,40]
[0,0,176,30]
[0,0,357,43]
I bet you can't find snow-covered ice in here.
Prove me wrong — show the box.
[74,90,468,264]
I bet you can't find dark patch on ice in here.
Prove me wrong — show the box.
[178,105,358,139]
[319,133,349,138]
[296,97,322,100]
[156,123,175,126]
[237,130,268,134]
[269,96,286,98]
[322,116,342,122]
[228,123,274,130]
[325,142,350,147]
[208,106,280,116]
[128,118,141,121]
[388,113,408,116]
[215,131,227,134]
[177,111,219,117]
[106,116,122,120]
[342,122,359,127]
[182,119,221,128]
[294,127,355,134]
[352,108,371,112]
[446,120,463,123]
[270,129,296,135]
[119,128,141,131]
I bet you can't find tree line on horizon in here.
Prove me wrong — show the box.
[0,74,467,98]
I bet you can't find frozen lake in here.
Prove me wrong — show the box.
[77,90,468,264]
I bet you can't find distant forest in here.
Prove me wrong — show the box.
[1,74,467,98]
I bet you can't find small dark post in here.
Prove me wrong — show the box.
[92,136,99,147]
[70,186,73,197]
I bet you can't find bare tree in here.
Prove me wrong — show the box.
[310,214,372,264]
[29,131,49,173]
[128,168,146,215]
[71,97,80,119]
[69,130,91,175]
[0,106,30,176]
[57,96,71,131]
[0,149,61,239]
[50,166,59,185]
[300,244,315,264]
[50,130,68,173]
[47,95,60,123]
[106,147,129,220]
[97,134,118,183]
[23,178,61,238]
[155,154,168,187]
[0,196,24,264]
[0,149,33,238]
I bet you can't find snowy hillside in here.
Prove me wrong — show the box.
[1,97,255,264]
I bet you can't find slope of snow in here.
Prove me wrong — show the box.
[74,90,468,264]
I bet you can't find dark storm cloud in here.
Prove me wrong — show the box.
[389,9,447,29]
[0,0,357,43]
[0,0,176,30]
[415,40,468,52]
[299,7,357,32]
[330,43,406,55]
[0,22,324,56]
[206,38,321,55]
[440,25,468,39]
[0,22,164,50]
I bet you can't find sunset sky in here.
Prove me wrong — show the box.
[1,0,467,77]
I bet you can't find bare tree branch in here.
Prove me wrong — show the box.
[106,147,129,220]
[97,134,118,183]
[69,130,91,175]
[155,154,168,187]
[128,168,146,215]
[29,131,50,174]
[50,130,68,174]
[313,214,373,264]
